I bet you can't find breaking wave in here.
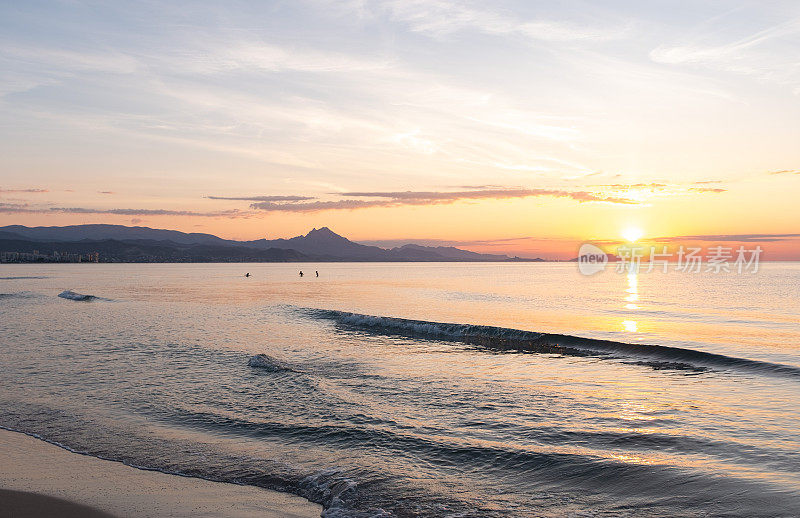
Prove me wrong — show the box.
[301,308,800,378]
[247,354,295,372]
[58,290,106,302]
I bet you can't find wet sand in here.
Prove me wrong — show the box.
[0,489,116,518]
[0,429,322,518]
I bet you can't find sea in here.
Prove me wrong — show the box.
[1,262,799,517]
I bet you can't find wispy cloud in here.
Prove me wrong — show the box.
[653,233,800,243]
[250,199,391,212]
[1,45,139,75]
[249,188,637,212]
[207,195,316,202]
[590,183,668,189]
[1,1,797,236]
[180,41,392,75]
[381,0,626,42]
[358,235,546,248]
[339,188,634,203]
[0,202,34,212]
[0,204,252,218]
[2,187,638,218]
[768,169,800,175]
[0,188,48,193]
[48,207,252,218]
[688,187,727,193]
[585,182,728,201]
[448,184,512,189]
[650,17,800,92]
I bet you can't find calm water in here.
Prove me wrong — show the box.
[1,262,800,517]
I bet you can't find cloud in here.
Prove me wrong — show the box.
[0,204,252,218]
[2,187,636,218]
[49,207,252,218]
[250,199,392,212]
[382,0,625,42]
[585,182,727,201]
[768,169,800,175]
[448,184,512,189]
[653,233,800,243]
[1,46,139,75]
[340,188,637,204]
[358,235,544,248]
[207,195,316,202]
[98,191,115,194]
[591,183,668,189]
[0,188,48,193]
[650,18,800,91]
[688,187,727,193]
[187,41,391,75]
[0,202,35,213]
[249,188,637,212]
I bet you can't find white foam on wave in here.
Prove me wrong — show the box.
[301,307,800,378]
[299,467,390,518]
[310,309,544,342]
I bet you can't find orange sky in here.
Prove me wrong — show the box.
[1,1,799,259]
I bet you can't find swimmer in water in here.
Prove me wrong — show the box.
[299,271,304,277]
[315,271,319,277]
[245,272,250,277]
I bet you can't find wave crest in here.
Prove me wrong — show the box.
[247,354,294,372]
[58,290,102,302]
[301,308,800,378]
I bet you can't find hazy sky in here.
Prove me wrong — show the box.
[1,1,799,258]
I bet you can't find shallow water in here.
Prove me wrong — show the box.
[1,262,799,517]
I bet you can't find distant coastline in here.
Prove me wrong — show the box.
[0,224,545,263]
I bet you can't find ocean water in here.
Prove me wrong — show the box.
[1,262,800,517]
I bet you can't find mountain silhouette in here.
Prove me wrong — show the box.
[0,224,532,262]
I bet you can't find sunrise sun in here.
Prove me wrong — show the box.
[622,227,644,243]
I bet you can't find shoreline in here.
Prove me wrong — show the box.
[0,428,322,518]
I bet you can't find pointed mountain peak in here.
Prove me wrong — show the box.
[304,227,348,241]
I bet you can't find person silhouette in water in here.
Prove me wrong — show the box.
[299,271,304,277]
[315,271,319,277]
[245,272,250,277]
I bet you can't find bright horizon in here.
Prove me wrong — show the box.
[1,1,799,259]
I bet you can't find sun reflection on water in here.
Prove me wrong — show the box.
[625,272,638,303]
[622,272,639,332]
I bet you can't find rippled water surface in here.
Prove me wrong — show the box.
[1,262,799,517]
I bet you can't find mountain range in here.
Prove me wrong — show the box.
[0,224,537,262]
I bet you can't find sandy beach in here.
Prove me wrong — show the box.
[0,429,322,518]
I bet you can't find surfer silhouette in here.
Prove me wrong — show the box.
[299,271,304,277]
[315,271,319,277]
[245,272,250,277]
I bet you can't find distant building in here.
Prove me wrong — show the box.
[0,250,99,263]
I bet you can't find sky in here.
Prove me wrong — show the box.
[1,0,799,259]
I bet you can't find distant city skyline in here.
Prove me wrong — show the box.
[1,1,799,259]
